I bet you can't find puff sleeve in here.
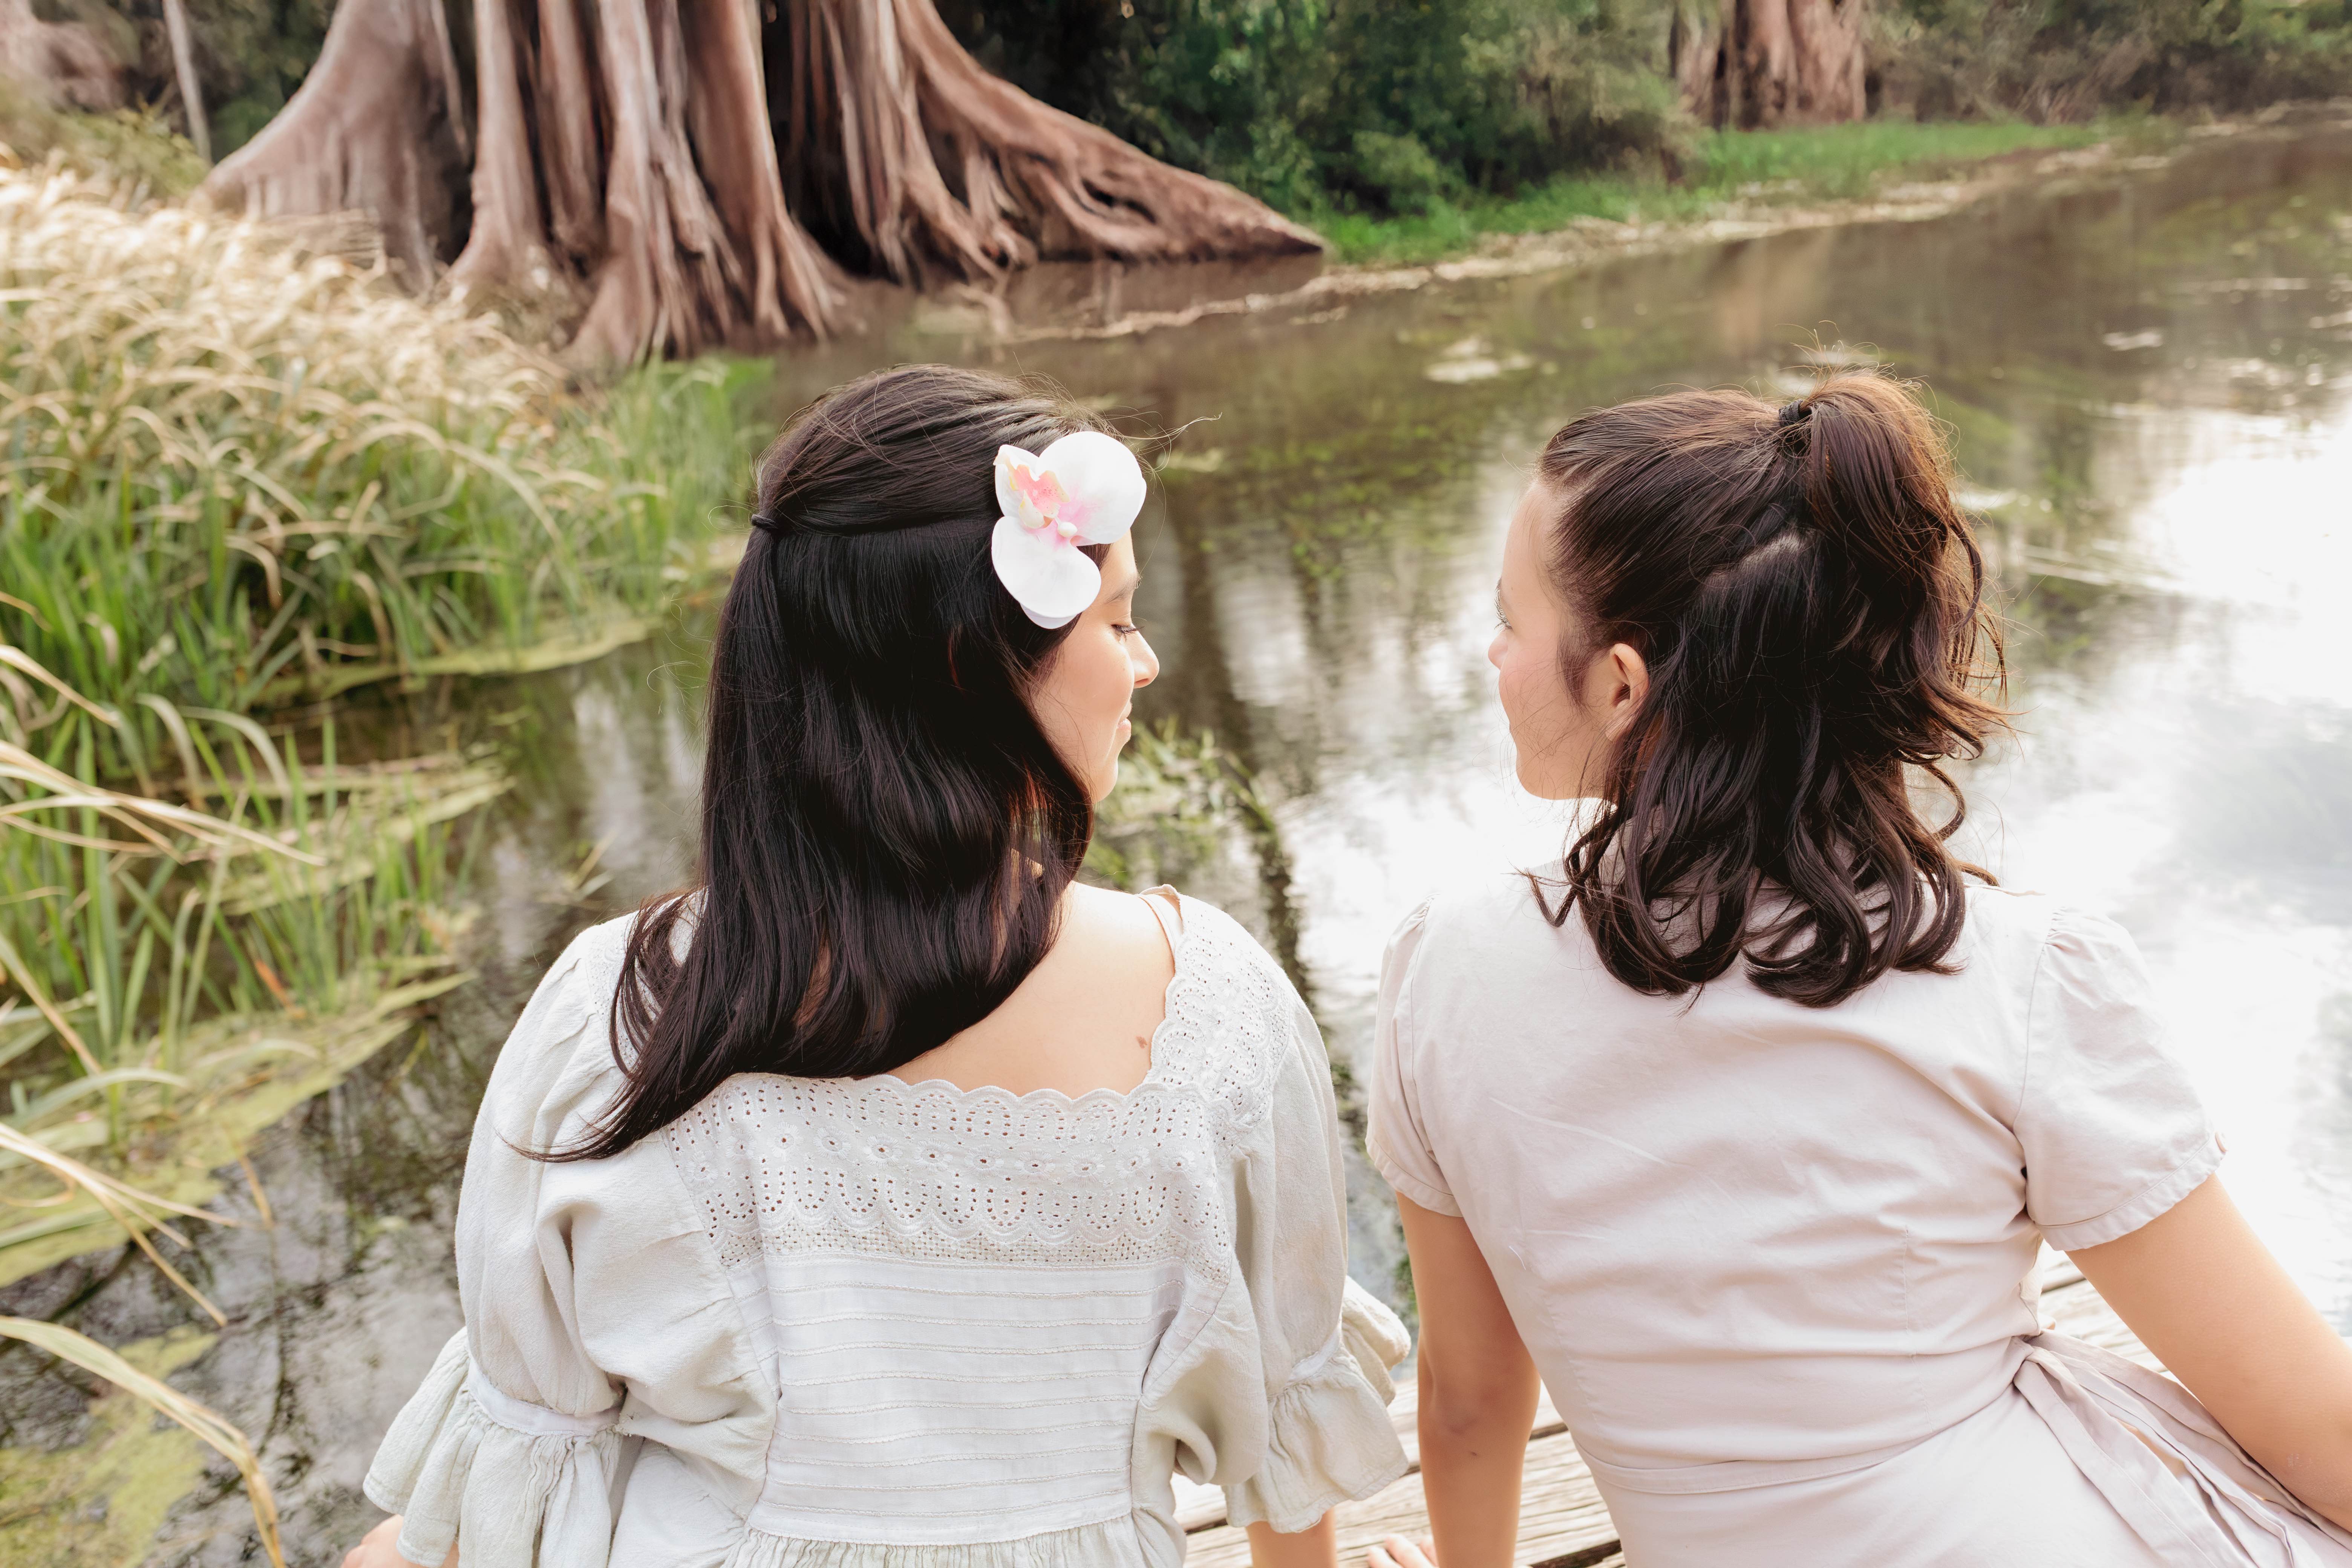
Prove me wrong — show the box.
[2017,908,2223,1253]
[1216,983,1412,1533]
[1364,900,1458,1218]
[362,919,770,1566]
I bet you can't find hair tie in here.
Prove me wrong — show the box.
[1776,400,1811,429]
[749,512,787,536]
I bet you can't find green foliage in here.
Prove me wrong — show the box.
[949,0,1684,217]
[1085,721,1274,892]
[1314,116,2109,263]
[0,164,756,772]
[1876,0,2352,119]
[170,0,338,156]
[26,0,337,158]
[0,84,207,195]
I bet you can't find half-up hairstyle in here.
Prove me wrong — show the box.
[1536,370,2006,1009]
[547,366,1118,1161]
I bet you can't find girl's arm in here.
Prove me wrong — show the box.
[341,1516,451,1568]
[2072,1174,2352,1528]
[1390,1194,1541,1568]
[1246,1513,1337,1566]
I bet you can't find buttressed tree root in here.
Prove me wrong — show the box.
[1671,0,1870,130]
[203,0,1323,364]
[0,0,124,113]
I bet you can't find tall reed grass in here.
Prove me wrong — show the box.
[0,645,492,1566]
[0,159,752,769]
[0,642,498,1283]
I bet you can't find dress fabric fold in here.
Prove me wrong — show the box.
[2015,1332,2352,1567]
[1222,1280,1414,1533]
[365,1331,624,1568]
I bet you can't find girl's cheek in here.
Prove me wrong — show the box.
[1498,653,1533,722]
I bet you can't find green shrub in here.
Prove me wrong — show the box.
[1876,0,2352,120]
[948,0,1686,217]
[0,82,207,196]
[1346,130,1456,216]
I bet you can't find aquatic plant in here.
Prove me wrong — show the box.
[0,645,496,1280]
[1087,720,1274,894]
[0,159,751,763]
[0,1315,286,1568]
[0,1123,288,1565]
[0,688,461,1563]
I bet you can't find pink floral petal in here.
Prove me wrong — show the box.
[994,445,1038,527]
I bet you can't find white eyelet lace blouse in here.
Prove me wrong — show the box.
[363,893,1410,1568]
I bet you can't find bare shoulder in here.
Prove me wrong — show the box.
[1059,880,1181,978]
[898,884,1179,1096]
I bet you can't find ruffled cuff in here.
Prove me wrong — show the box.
[1338,1277,1412,1406]
[1223,1283,1413,1534]
[364,1331,625,1567]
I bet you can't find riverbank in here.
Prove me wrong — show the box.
[0,156,756,1429]
[936,104,2352,347]
[1312,115,2129,266]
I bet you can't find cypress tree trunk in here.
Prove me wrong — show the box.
[1672,0,1870,130]
[201,0,470,277]
[0,0,124,113]
[203,0,1321,363]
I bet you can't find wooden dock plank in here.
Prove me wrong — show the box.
[1182,1425,1614,1568]
[1181,1261,2158,1565]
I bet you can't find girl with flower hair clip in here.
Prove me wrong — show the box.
[344,365,1409,1568]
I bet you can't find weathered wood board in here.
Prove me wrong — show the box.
[1181,1250,2157,1565]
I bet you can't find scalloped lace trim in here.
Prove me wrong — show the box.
[648,899,1293,1269]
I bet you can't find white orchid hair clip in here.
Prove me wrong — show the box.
[990,431,1147,629]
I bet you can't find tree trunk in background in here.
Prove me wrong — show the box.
[1672,0,1869,130]
[776,0,1323,285]
[447,0,850,361]
[201,0,1320,363]
[0,0,124,113]
[203,0,469,277]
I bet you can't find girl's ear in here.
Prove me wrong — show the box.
[1602,642,1649,740]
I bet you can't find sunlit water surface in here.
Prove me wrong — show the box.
[6,128,2350,1564]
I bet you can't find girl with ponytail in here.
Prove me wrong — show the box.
[1367,372,2352,1567]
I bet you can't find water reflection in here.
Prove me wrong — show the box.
[6,125,2351,1561]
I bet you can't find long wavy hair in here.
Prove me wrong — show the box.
[1534,371,2007,1009]
[546,366,1116,1161]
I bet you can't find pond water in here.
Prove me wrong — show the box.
[6,124,2352,1564]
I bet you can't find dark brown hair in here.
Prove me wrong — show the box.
[547,366,1116,1161]
[1534,371,2005,1008]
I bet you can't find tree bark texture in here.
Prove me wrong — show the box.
[0,0,124,113]
[202,0,1321,363]
[202,0,470,277]
[1672,0,1869,130]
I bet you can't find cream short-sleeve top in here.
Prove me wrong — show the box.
[1368,866,2352,1565]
